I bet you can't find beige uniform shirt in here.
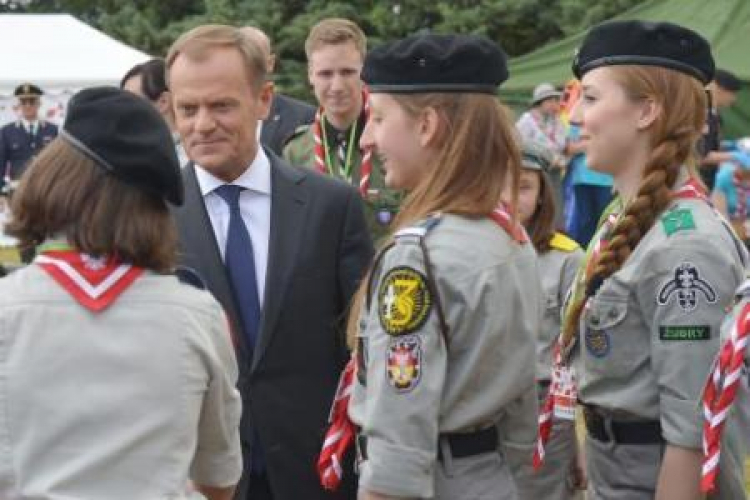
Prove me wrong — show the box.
[537,233,583,380]
[0,265,242,498]
[349,214,541,498]
[576,196,747,448]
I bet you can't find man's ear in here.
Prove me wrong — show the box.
[257,81,274,121]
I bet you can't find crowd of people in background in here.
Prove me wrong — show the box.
[0,14,749,500]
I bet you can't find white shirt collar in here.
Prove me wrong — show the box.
[194,147,272,197]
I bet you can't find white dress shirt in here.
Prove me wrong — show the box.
[21,119,38,135]
[195,149,271,306]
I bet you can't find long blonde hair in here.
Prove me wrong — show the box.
[346,92,522,347]
[560,65,707,346]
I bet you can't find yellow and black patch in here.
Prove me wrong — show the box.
[378,266,433,336]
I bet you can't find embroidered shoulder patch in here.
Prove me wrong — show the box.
[378,266,433,336]
[659,325,711,341]
[386,335,422,393]
[660,208,695,236]
[657,262,717,313]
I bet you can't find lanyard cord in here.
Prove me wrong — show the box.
[320,116,359,181]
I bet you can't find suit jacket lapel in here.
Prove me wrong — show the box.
[253,153,308,370]
[177,164,252,362]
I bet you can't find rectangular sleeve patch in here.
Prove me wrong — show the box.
[658,325,711,341]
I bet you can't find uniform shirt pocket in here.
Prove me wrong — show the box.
[583,294,644,377]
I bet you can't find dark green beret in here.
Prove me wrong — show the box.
[572,20,714,84]
[61,87,184,205]
[363,33,508,94]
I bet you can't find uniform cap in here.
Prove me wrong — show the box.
[14,83,43,97]
[572,20,714,84]
[61,86,183,205]
[363,33,508,94]
[531,83,562,105]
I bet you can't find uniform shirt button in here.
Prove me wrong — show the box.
[608,308,619,319]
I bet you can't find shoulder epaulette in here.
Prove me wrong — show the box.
[549,232,579,252]
[394,213,443,241]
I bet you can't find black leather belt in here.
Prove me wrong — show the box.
[583,406,664,445]
[357,426,498,462]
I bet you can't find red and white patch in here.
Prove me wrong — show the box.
[35,250,143,312]
[386,335,422,393]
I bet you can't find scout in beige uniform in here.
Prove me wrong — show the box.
[0,87,241,500]
[345,33,541,500]
[540,20,748,500]
[508,139,584,500]
[283,18,400,243]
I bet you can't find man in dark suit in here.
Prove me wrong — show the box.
[241,26,316,156]
[0,83,58,192]
[166,25,372,500]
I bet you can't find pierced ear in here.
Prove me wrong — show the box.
[637,98,661,130]
[418,107,440,148]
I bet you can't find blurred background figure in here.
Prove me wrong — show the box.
[517,82,569,227]
[711,136,750,244]
[699,68,743,191]
[0,82,58,193]
[0,87,241,500]
[121,58,188,165]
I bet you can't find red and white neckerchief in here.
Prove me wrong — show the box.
[731,169,749,221]
[701,302,750,493]
[313,88,372,197]
[35,249,143,312]
[533,178,709,469]
[317,358,356,491]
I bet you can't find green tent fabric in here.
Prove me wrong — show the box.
[501,0,750,139]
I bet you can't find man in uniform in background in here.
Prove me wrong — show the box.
[699,68,743,191]
[0,83,58,192]
[240,26,316,157]
[283,18,400,244]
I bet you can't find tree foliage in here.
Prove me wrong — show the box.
[6,0,646,101]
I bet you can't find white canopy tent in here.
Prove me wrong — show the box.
[0,13,151,125]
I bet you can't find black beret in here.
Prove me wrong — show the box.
[15,83,43,97]
[363,33,508,94]
[61,87,183,205]
[572,20,715,85]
